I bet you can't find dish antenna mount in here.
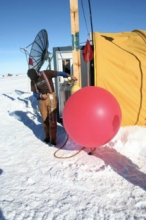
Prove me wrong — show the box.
[20,29,52,70]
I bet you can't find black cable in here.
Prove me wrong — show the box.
[88,0,94,45]
[88,0,94,86]
[81,0,90,38]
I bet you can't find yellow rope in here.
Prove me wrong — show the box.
[54,135,85,159]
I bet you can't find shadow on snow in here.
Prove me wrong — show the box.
[0,209,6,220]
[92,146,146,191]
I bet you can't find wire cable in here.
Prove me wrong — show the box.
[54,134,85,159]
[88,0,94,44]
[81,0,90,38]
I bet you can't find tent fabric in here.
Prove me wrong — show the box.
[93,30,146,126]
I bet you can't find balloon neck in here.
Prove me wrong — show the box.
[71,84,81,95]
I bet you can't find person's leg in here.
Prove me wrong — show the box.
[39,99,50,142]
[48,93,57,145]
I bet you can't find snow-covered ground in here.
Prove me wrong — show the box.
[0,74,146,220]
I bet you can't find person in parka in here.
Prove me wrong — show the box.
[27,68,77,146]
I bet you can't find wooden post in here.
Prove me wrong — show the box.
[70,0,82,88]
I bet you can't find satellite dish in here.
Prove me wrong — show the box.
[20,29,50,71]
[29,29,49,71]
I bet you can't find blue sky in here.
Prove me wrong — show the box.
[0,0,146,75]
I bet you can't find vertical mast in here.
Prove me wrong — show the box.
[70,0,82,88]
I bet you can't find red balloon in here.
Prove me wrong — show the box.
[63,86,122,148]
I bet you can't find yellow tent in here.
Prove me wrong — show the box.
[94,30,146,126]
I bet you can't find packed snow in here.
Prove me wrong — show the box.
[0,74,146,220]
